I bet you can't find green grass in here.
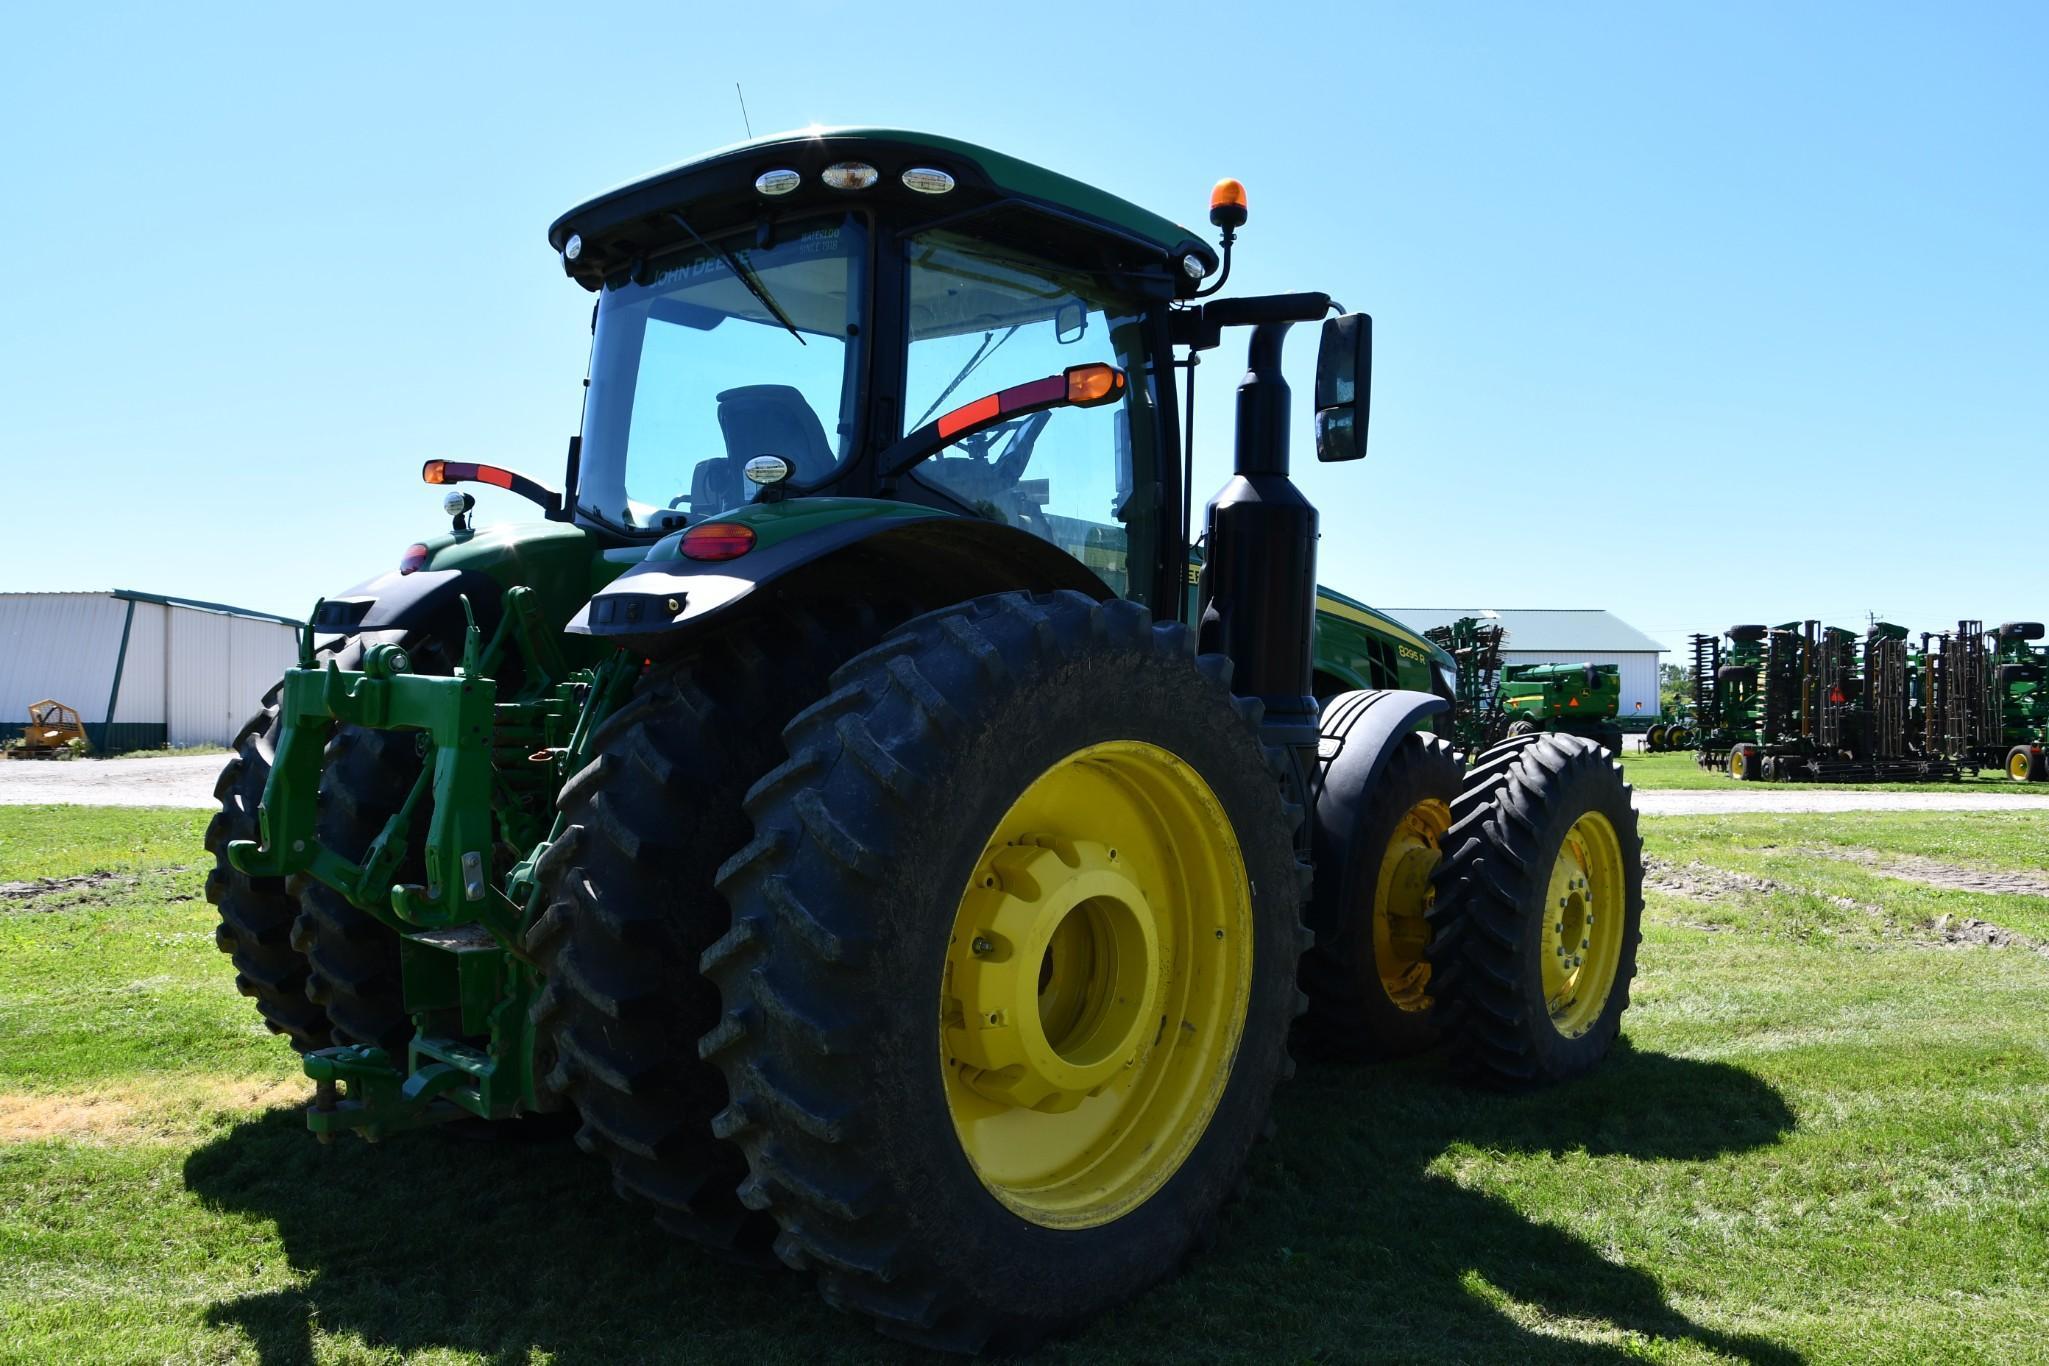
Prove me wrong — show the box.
[1619,748,2042,793]
[5,806,2049,1363]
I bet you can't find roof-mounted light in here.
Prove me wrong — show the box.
[1180,253,1209,281]
[901,166,955,195]
[755,168,801,196]
[1209,178,1249,229]
[562,233,583,263]
[821,161,879,190]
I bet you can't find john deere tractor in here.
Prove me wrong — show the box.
[210,129,1643,1352]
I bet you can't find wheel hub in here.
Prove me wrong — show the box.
[1538,811,1626,1038]
[1374,800,1450,1012]
[947,840,1161,1112]
[939,740,1253,1229]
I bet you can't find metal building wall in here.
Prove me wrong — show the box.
[164,606,299,746]
[1500,650,1663,719]
[0,593,127,732]
[1,591,300,749]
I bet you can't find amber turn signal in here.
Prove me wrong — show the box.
[1064,363,1126,406]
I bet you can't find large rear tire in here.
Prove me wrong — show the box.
[705,591,1308,1352]
[1425,734,1644,1086]
[1299,730,1463,1059]
[526,607,894,1259]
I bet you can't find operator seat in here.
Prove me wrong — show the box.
[691,385,836,515]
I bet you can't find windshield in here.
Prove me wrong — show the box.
[576,216,865,530]
[904,231,1159,598]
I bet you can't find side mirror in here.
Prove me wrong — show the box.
[1313,312,1372,462]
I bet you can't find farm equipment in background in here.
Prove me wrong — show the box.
[205,130,1645,1354]
[1644,701,1695,752]
[1694,621,1957,782]
[1496,660,1624,753]
[5,699,87,758]
[1423,614,1505,753]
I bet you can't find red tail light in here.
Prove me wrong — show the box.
[680,522,756,561]
[399,543,430,574]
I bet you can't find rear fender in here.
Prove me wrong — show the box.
[572,502,1113,649]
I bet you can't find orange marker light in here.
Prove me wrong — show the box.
[1209,178,1248,229]
[422,459,448,484]
[1065,363,1126,406]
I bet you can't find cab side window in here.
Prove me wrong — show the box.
[904,232,1158,601]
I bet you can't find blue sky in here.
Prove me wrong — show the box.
[2,3,2042,653]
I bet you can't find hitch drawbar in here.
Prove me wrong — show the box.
[224,587,637,1140]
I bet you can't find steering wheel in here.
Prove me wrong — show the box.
[957,410,1051,485]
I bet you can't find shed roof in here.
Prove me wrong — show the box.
[1384,608,1666,655]
[0,589,302,628]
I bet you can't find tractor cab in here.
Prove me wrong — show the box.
[549,129,1218,610]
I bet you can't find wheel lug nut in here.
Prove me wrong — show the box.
[971,936,993,956]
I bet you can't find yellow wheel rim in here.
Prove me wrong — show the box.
[940,740,1252,1229]
[2010,751,2033,782]
[1730,749,1748,779]
[1538,811,1627,1038]
[1373,798,1450,1012]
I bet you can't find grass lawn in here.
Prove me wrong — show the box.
[4,804,2048,1363]
[1618,749,2041,794]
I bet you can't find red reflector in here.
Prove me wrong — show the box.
[680,522,756,561]
[937,394,1002,440]
[475,464,515,489]
[399,543,430,574]
[1829,687,1847,704]
[1568,697,1579,708]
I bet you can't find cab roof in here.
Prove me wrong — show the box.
[548,127,1218,291]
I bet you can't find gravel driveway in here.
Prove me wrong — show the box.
[1636,790,2049,815]
[6,754,2047,819]
[0,755,223,808]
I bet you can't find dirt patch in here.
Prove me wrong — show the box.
[1922,913,2049,955]
[1804,846,2049,899]
[1,871,137,906]
[0,868,194,912]
[1643,856,1878,914]
[0,1077,307,1144]
[1643,855,1782,902]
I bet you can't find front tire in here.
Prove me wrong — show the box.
[1425,735,1644,1086]
[705,591,1308,1352]
[1299,730,1463,1059]
[207,695,334,1051]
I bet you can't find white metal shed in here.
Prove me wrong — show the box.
[1386,607,1670,719]
[0,590,303,751]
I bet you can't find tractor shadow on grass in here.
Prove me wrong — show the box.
[183,1041,1800,1365]
[1135,1038,1807,1366]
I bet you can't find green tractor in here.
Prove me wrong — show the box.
[1496,661,1624,753]
[209,129,1644,1352]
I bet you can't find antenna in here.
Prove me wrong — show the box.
[735,83,753,139]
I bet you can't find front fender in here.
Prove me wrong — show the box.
[1312,688,1452,848]
[572,499,1113,646]
[309,568,507,641]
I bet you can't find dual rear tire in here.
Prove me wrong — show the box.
[540,590,1308,1351]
